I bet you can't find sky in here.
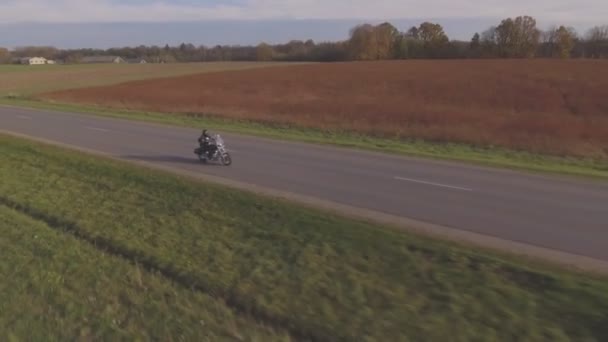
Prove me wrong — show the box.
[0,0,606,48]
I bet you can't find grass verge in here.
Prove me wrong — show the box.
[3,97,608,179]
[2,133,608,341]
[0,206,290,341]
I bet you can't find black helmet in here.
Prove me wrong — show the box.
[202,129,208,135]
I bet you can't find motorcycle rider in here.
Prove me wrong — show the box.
[198,129,217,158]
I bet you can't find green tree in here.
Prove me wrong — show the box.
[545,26,577,58]
[256,43,274,61]
[375,22,400,59]
[349,22,403,60]
[418,22,449,44]
[348,24,378,60]
[417,22,449,58]
[405,38,426,59]
[393,34,410,59]
[495,16,540,58]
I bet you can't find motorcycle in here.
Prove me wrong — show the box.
[194,134,233,166]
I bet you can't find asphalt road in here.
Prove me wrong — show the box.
[3,106,608,264]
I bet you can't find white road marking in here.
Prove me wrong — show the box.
[394,176,473,192]
[16,115,31,120]
[84,126,109,132]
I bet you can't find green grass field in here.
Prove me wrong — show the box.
[2,133,608,341]
[0,62,287,97]
[0,206,290,341]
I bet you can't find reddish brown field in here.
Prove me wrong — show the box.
[45,60,608,159]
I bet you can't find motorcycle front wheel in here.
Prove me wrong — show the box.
[221,153,232,166]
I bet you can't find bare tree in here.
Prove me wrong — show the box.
[13,46,59,59]
[479,27,499,57]
[586,26,608,58]
[587,25,608,41]
[469,33,481,57]
[405,26,420,39]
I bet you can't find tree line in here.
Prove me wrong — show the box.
[1,16,607,64]
[345,17,607,60]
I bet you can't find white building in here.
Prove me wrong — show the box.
[19,57,48,65]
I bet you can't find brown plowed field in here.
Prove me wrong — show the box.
[45,60,608,159]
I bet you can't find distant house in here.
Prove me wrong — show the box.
[80,56,126,64]
[19,57,47,65]
[126,58,147,64]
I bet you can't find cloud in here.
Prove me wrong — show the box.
[0,0,606,24]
